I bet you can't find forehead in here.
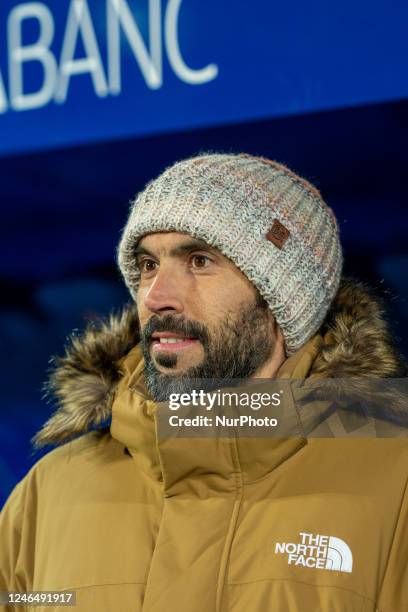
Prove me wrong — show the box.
[138,231,216,254]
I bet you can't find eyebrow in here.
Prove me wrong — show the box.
[133,238,218,259]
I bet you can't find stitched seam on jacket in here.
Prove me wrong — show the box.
[215,435,243,612]
[228,577,374,605]
[376,470,408,611]
[242,380,307,485]
[52,581,147,590]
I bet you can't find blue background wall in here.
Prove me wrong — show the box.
[1,0,407,506]
[1,0,408,155]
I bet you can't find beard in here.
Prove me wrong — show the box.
[140,293,276,402]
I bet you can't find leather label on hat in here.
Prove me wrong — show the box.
[266,219,290,249]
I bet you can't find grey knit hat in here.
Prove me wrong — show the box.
[117,153,342,354]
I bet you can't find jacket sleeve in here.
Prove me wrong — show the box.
[0,475,34,612]
[376,476,408,612]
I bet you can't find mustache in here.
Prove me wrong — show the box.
[142,314,210,344]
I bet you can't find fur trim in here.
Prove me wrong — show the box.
[32,305,140,449]
[32,277,406,449]
[311,278,406,378]
[305,278,407,428]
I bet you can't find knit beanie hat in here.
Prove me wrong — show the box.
[117,153,342,355]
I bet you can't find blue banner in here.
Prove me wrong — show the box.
[0,0,407,155]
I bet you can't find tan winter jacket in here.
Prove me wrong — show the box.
[0,278,407,611]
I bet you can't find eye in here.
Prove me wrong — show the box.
[190,254,212,269]
[138,258,157,274]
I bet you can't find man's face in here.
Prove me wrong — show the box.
[136,232,279,400]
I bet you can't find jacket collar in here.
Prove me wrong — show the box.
[32,276,406,451]
[109,339,322,489]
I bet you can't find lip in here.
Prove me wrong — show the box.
[152,332,194,340]
[151,338,199,352]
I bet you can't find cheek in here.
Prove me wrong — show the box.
[202,280,254,316]
[135,287,149,323]
[136,283,148,301]
[136,283,150,306]
[190,292,244,332]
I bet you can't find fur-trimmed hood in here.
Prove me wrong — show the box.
[32,277,407,449]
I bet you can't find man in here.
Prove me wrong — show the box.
[0,153,407,611]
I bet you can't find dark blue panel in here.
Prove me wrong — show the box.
[0,0,407,155]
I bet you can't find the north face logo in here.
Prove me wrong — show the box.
[275,532,353,573]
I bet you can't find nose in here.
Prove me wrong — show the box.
[142,268,184,315]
